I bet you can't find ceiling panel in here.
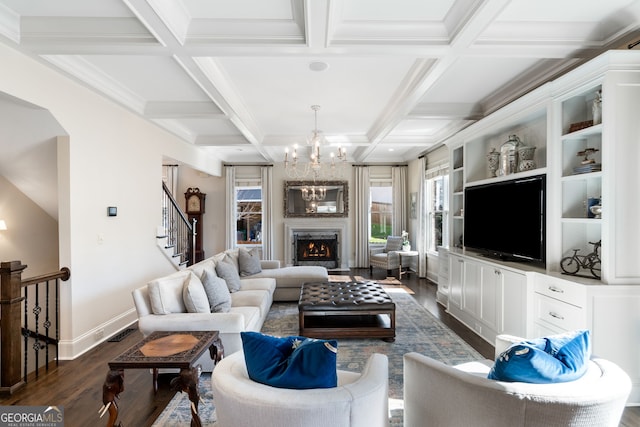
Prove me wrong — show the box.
[0,0,638,165]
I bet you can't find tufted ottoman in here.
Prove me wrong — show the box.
[298,281,395,342]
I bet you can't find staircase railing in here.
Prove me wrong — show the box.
[0,261,70,395]
[161,182,195,267]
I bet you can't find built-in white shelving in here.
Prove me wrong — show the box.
[439,50,640,404]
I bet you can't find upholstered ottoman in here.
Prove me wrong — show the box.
[298,281,395,341]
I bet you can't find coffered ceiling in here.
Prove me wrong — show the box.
[1,0,639,164]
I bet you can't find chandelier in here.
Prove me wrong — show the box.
[301,185,326,201]
[284,105,347,179]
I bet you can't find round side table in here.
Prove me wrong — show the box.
[398,250,419,279]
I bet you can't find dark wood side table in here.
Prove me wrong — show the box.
[100,330,223,427]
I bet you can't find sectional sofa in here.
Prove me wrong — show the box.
[131,248,328,371]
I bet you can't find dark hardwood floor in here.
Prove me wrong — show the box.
[1,268,637,426]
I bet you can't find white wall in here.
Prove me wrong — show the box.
[0,176,59,276]
[0,42,223,359]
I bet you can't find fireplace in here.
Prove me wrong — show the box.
[294,233,339,268]
[284,220,349,270]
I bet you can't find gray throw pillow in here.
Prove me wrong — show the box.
[215,255,242,293]
[239,248,262,277]
[201,269,231,313]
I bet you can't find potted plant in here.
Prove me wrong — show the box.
[402,230,411,251]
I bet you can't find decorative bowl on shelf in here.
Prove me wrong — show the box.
[590,205,602,219]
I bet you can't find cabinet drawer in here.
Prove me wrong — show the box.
[534,294,585,331]
[534,274,586,307]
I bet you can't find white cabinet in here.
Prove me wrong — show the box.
[461,260,480,318]
[532,272,640,404]
[436,247,449,306]
[479,265,500,331]
[481,265,527,339]
[501,269,527,338]
[443,50,640,285]
[448,253,463,308]
[447,251,528,344]
[441,51,640,404]
[532,274,586,336]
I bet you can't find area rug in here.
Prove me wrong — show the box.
[153,284,484,426]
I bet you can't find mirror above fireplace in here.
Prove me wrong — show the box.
[284,180,348,218]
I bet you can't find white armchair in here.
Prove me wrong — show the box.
[212,351,389,427]
[369,236,404,277]
[403,334,631,427]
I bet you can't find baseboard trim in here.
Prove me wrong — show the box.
[58,308,138,360]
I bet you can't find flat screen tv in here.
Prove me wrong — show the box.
[463,174,546,264]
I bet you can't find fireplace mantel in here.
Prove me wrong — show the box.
[283,219,349,270]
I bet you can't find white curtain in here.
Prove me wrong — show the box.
[417,157,428,277]
[392,165,408,237]
[354,165,370,267]
[260,166,273,259]
[225,165,236,249]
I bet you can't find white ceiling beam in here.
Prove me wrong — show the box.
[305,0,328,50]
[41,55,146,113]
[356,0,513,161]
[0,3,20,43]
[409,103,483,120]
[144,101,225,119]
[122,0,273,161]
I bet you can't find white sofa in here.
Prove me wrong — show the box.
[403,334,632,427]
[211,351,389,427]
[131,249,329,371]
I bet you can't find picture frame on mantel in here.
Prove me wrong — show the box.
[284,180,348,218]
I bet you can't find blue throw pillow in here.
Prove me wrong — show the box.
[241,332,338,389]
[488,329,591,384]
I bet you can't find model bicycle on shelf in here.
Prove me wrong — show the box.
[560,240,601,279]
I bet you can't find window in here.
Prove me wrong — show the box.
[236,186,262,245]
[426,174,448,252]
[370,182,392,243]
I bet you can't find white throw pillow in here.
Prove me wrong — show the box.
[201,269,232,313]
[182,271,211,313]
[147,270,190,314]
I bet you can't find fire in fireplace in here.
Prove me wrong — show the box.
[293,233,339,268]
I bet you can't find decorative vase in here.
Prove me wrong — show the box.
[517,145,536,172]
[402,244,411,252]
[498,134,522,176]
[592,90,602,125]
[487,148,500,177]
[587,197,601,218]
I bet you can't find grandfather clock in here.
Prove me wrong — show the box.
[185,187,206,263]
